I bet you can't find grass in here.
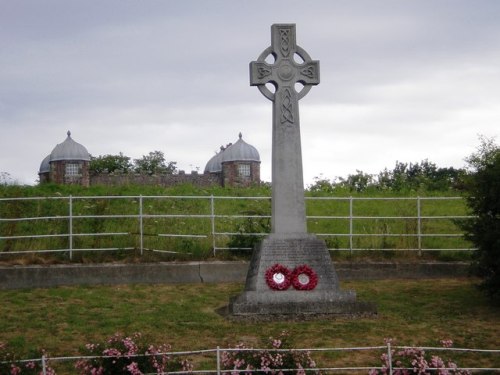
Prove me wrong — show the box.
[0,184,473,263]
[1,278,498,370]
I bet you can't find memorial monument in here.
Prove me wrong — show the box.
[229,24,376,317]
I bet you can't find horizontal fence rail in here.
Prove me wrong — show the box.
[2,344,498,374]
[0,195,475,258]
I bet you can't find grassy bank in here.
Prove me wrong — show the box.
[0,278,498,371]
[0,183,472,263]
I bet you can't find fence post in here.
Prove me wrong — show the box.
[211,195,216,256]
[349,196,353,255]
[417,196,422,256]
[216,346,221,375]
[69,195,73,260]
[42,355,47,375]
[387,342,393,375]
[139,195,144,255]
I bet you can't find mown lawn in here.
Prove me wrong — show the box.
[1,278,498,369]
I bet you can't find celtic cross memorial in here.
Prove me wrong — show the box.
[249,24,319,236]
[228,24,375,318]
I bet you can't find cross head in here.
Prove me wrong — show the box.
[250,24,319,124]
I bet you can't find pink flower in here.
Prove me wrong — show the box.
[440,339,454,348]
[10,364,21,375]
[126,361,143,375]
[102,347,122,357]
[91,368,104,375]
[122,336,139,355]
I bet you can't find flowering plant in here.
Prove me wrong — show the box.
[221,331,319,375]
[0,341,55,375]
[369,338,471,375]
[75,332,192,375]
[265,264,292,290]
[291,265,318,291]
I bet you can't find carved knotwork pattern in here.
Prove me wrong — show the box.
[280,88,294,124]
[279,29,291,57]
[301,66,316,79]
[257,65,272,79]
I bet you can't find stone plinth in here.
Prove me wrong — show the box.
[228,235,377,317]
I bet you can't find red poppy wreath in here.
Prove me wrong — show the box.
[291,264,318,290]
[265,263,292,290]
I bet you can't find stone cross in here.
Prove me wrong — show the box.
[250,24,319,236]
[229,24,375,317]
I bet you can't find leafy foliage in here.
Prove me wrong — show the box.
[460,136,500,301]
[133,151,177,175]
[0,341,55,374]
[337,169,374,192]
[377,160,464,192]
[227,209,271,253]
[90,153,132,174]
[370,338,471,375]
[221,331,319,375]
[309,160,464,194]
[0,172,16,185]
[89,151,177,175]
[75,332,192,375]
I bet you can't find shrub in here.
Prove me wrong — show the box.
[221,331,319,375]
[370,339,471,375]
[460,136,500,301]
[75,332,192,375]
[0,341,55,375]
[227,209,270,254]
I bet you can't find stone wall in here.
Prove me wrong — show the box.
[0,262,470,290]
[90,171,221,187]
[222,161,260,187]
[40,161,260,188]
[50,160,90,187]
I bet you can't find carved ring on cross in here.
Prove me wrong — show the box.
[253,45,316,102]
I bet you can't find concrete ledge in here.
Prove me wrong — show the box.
[336,262,470,280]
[0,261,469,290]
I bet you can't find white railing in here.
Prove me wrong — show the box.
[0,195,474,258]
[4,344,499,374]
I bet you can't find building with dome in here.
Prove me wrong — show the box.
[204,133,260,187]
[38,131,91,186]
[39,132,260,188]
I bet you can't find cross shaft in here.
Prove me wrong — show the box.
[250,24,320,237]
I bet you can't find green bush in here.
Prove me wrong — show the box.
[461,137,500,301]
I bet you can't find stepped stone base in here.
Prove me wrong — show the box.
[228,235,377,317]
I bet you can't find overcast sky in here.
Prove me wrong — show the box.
[1,0,499,186]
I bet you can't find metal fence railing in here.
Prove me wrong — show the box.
[0,195,475,258]
[3,344,499,374]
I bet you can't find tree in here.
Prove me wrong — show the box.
[133,151,177,175]
[0,172,15,185]
[308,176,337,194]
[337,170,375,192]
[376,160,464,192]
[90,153,132,174]
[461,136,500,301]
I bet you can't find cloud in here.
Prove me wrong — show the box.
[1,0,499,186]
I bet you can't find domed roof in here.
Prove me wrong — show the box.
[204,133,260,173]
[221,133,260,163]
[50,131,90,162]
[39,155,51,173]
[204,152,223,173]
